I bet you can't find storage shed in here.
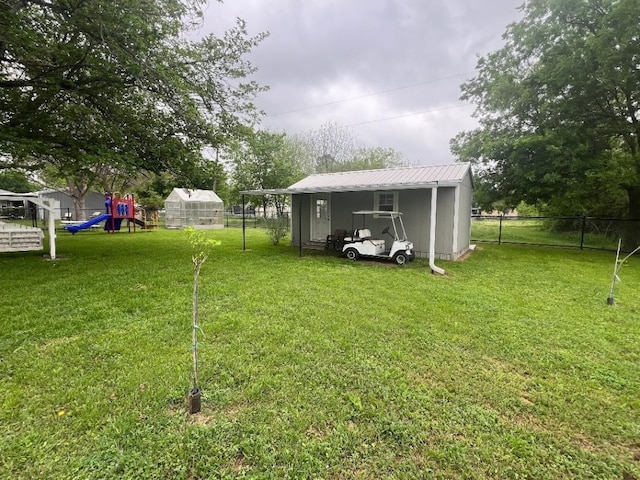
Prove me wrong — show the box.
[241,163,473,274]
[164,188,224,229]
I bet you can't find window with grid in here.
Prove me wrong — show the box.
[375,192,397,212]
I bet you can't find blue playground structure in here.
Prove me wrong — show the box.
[65,193,145,234]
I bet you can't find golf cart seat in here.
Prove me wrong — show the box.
[343,229,361,243]
[357,228,372,238]
[343,229,369,242]
[356,228,386,248]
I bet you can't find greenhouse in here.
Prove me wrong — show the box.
[164,188,224,229]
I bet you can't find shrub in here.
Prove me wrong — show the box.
[264,215,289,245]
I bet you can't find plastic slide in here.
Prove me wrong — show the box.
[65,213,111,234]
[133,218,145,227]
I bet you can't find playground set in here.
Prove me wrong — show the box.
[65,193,157,234]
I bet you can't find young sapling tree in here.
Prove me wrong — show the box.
[185,226,220,414]
[607,238,640,305]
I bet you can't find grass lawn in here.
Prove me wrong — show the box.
[1,228,639,479]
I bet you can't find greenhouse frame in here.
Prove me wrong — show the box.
[164,188,224,229]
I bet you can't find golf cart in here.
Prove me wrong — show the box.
[342,211,415,265]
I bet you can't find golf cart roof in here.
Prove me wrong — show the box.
[352,210,403,217]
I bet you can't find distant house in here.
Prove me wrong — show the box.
[164,188,224,229]
[0,189,22,211]
[0,189,32,219]
[242,163,474,272]
[35,189,105,220]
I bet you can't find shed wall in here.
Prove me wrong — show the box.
[291,194,311,246]
[292,187,464,259]
[331,191,372,232]
[396,189,427,257]
[435,188,455,257]
[455,172,473,256]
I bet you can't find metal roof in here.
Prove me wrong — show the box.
[166,188,223,203]
[0,191,39,198]
[241,163,471,195]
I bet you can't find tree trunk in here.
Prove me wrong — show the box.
[628,185,640,219]
[72,195,87,221]
[622,185,640,251]
[66,179,91,221]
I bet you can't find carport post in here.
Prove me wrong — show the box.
[47,201,56,260]
[298,196,302,257]
[242,194,246,251]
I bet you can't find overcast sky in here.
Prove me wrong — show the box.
[197,0,524,166]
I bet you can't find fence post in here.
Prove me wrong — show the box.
[580,216,586,250]
[242,195,246,251]
[498,214,503,245]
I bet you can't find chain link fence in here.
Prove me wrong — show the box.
[1,206,291,226]
[472,215,640,253]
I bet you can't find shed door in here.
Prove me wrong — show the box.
[311,194,331,241]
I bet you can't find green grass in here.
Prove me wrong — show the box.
[1,228,639,479]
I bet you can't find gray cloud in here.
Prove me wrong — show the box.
[199,0,524,165]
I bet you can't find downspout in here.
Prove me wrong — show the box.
[429,185,445,275]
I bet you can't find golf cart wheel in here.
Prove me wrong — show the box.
[345,248,359,261]
[393,252,407,265]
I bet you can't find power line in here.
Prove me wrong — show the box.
[339,103,473,128]
[293,103,473,138]
[267,72,474,117]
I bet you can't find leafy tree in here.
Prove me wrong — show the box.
[0,169,36,193]
[451,0,640,227]
[228,126,405,216]
[1,0,266,217]
[293,122,404,174]
[306,122,358,173]
[135,159,230,212]
[230,130,304,216]
[338,147,404,172]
